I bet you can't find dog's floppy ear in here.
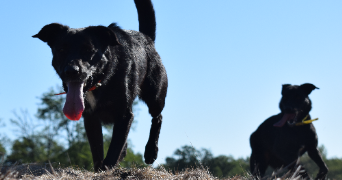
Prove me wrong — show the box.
[281,84,291,95]
[300,83,319,95]
[85,26,121,46]
[32,23,69,46]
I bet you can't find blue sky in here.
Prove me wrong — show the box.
[1,0,342,165]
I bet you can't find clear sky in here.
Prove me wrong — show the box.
[1,0,342,165]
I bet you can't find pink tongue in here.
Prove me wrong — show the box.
[63,82,85,121]
[273,113,295,127]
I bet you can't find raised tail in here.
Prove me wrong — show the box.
[134,0,156,41]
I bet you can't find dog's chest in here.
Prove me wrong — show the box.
[84,91,116,121]
[273,127,306,150]
[86,91,97,110]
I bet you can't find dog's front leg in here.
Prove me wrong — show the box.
[84,116,104,172]
[103,111,133,168]
[307,146,328,180]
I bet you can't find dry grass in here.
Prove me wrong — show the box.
[0,163,304,180]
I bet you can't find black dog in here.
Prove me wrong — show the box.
[33,0,167,171]
[250,83,328,179]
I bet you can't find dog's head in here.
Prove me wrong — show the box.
[33,23,120,120]
[273,83,319,127]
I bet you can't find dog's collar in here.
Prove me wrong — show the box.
[54,80,102,96]
[295,115,319,126]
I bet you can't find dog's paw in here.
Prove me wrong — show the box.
[144,142,158,164]
[315,169,328,180]
[94,160,104,172]
[102,158,118,171]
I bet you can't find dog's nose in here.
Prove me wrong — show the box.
[64,66,80,76]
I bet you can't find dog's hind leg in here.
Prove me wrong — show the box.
[84,115,104,172]
[140,73,167,164]
[144,113,162,164]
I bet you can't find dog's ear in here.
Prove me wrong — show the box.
[300,83,319,95]
[281,84,291,95]
[32,23,69,46]
[85,26,121,46]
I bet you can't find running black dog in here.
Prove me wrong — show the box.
[33,0,167,171]
[250,83,328,179]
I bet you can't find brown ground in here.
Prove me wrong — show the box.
[0,163,303,180]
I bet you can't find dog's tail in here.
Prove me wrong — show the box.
[134,0,156,41]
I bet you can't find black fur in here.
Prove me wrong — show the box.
[33,0,167,171]
[250,83,328,180]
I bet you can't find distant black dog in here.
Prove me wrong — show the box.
[250,83,328,179]
[33,0,167,171]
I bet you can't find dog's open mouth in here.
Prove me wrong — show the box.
[273,113,297,127]
[63,82,85,121]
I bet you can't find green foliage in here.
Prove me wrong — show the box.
[55,141,93,169]
[164,145,202,171]
[325,158,342,179]
[206,155,249,177]
[0,119,8,163]
[120,147,146,168]
[163,145,249,178]
[6,109,65,164]
[6,136,64,164]
[0,143,5,155]
[0,142,5,163]
[0,120,5,153]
